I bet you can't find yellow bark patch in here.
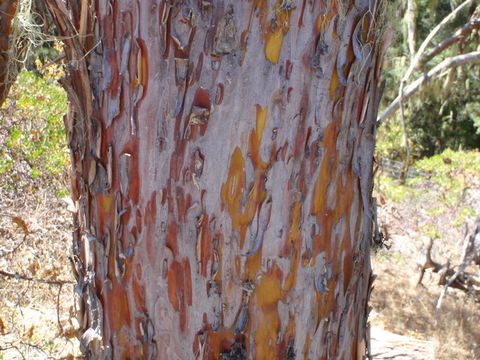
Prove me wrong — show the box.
[255,104,267,144]
[98,193,113,213]
[221,147,246,231]
[264,2,293,64]
[284,202,302,292]
[303,335,311,360]
[265,30,284,64]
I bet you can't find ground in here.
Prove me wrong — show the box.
[369,155,480,360]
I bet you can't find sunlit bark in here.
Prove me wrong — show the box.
[47,0,389,358]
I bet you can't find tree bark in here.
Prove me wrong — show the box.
[0,0,19,106]
[47,0,389,358]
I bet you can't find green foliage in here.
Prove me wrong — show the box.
[415,148,480,179]
[377,174,411,202]
[0,69,68,194]
[421,224,441,239]
[376,149,480,248]
[378,148,480,210]
[378,0,480,160]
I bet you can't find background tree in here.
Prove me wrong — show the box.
[377,0,480,159]
[39,0,390,358]
[0,0,19,105]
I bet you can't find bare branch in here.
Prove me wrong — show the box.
[377,51,480,124]
[423,11,480,64]
[0,269,74,286]
[402,0,475,84]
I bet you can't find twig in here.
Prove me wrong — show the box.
[39,53,66,71]
[398,80,411,184]
[0,343,27,360]
[56,283,64,334]
[0,270,74,285]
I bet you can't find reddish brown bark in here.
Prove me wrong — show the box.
[47,0,390,358]
[0,0,19,106]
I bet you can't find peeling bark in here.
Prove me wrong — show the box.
[47,0,389,358]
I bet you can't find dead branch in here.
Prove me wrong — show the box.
[418,218,480,307]
[423,10,480,64]
[0,269,74,286]
[417,238,443,286]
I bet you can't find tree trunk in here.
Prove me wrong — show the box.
[0,0,19,106]
[405,0,417,57]
[47,0,389,358]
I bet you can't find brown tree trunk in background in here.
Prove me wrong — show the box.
[0,0,19,106]
[47,0,389,358]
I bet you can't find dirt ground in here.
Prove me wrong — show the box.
[0,189,81,359]
[370,170,480,359]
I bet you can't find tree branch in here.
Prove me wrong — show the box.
[423,11,480,64]
[402,0,475,84]
[0,270,74,286]
[377,51,480,124]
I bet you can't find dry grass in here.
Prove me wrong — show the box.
[371,257,480,359]
[371,166,480,360]
[0,188,81,359]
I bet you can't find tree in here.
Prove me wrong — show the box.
[0,0,19,105]
[377,0,480,159]
[39,0,390,358]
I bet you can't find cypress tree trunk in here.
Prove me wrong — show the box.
[46,0,390,358]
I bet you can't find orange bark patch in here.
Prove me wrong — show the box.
[198,214,213,277]
[132,279,146,313]
[144,191,157,227]
[104,281,131,334]
[136,38,149,92]
[166,258,192,333]
[220,147,246,230]
[166,220,179,257]
[122,139,140,204]
[254,263,283,359]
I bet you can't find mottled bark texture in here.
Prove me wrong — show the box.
[47,0,389,358]
[0,0,19,106]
